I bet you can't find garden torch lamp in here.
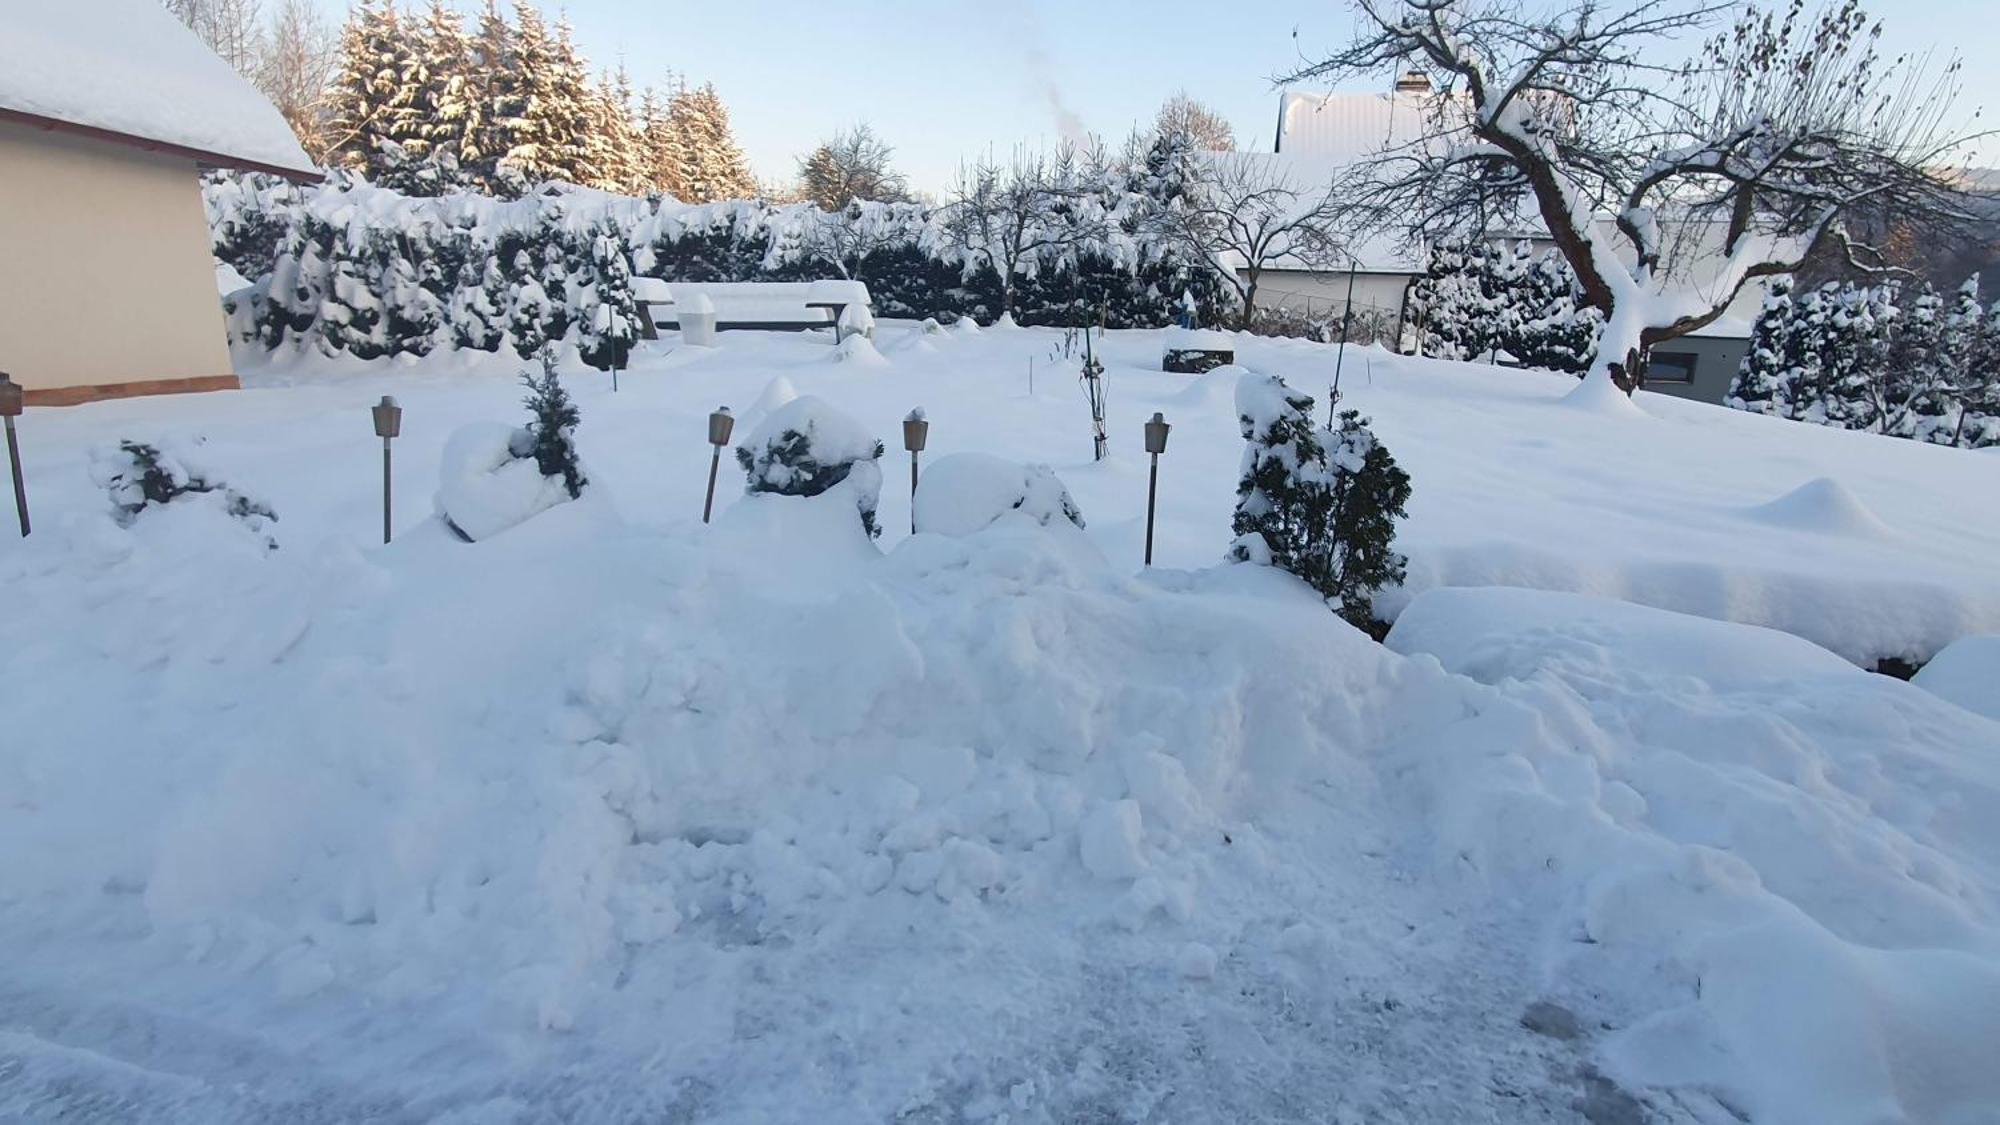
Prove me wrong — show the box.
[902,407,928,533]
[371,395,402,544]
[0,372,26,537]
[1143,411,1171,566]
[703,407,734,524]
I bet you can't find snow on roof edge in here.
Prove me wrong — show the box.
[0,0,318,178]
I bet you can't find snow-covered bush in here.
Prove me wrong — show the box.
[1227,373,1411,627]
[911,453,1085,537]
[521,352,587,499]
[1404,240,1600,373]
[736,396,885,537]
[90,440,278,546]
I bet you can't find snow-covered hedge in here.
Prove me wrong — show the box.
[206,170,1234,367]
[1729,274,2000,449]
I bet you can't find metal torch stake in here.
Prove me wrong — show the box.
[909,451,919,533]
[1144,452,1160,567]
[381,438,393,544]
[4,416,27,537]
[703,447,721,524]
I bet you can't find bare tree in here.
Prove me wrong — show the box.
[1164,155,1345,327]
[796,124,910,210]
[1285,0,1982,395]
[943,147,1107,320]
[166,0,264,73]
[1154,91,1237,152]
[256,0,337,161]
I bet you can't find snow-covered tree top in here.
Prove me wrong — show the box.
[1,0,316,177]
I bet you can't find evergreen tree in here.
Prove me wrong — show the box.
[520,350,587,498]
[637,85,687,198]
[1227,373,1410,628]
[406,0,476,172]
[1730,276,1797,415]
[1321,410,1413,629]
[1882,281,1944,437]
[463,0,518,190]
[450,255,509,352]
[384,246,444,355]
[321,229,391,359]
[505,249,554,358]
[574,228,639,371]
[325,0,418,176]
[581,67,644,195]
[672,83,757,202]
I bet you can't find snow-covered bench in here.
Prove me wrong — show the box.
[629,279,873,342]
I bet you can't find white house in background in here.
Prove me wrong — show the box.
[0,0,316,407]
[1253,73,1761,404]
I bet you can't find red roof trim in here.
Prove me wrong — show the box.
[0,106,319,183]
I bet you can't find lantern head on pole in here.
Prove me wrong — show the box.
[371,395,402,439]
[902,407,929,453]
[0,372,22,418]
[1144,411,1170,456]
[708,407,735,447]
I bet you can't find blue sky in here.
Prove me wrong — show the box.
[327,1,2000,195]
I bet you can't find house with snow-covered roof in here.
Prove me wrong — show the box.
[0,0,317,406]
[1252,72,1760,404]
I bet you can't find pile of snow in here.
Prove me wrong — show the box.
[1742,476,1896,539]
[1388,586,2000,1125]
[1913,634,2000,720]
[748,373,799,418]
[5,321,2000,1121]
[832,333,888,367]
[1163,327,1232,353]
[433,421,572,541]
[912,453,1086,537]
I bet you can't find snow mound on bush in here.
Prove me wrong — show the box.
[952,316,982,336]
[832,333,888,367]
[433,421,571,541]
[1913,634,2000,720]
[1172,363,1246,408]
[1559,370,1647,416]
[912,453,1085,537]
[750,374,799,417]
[741,395,882,476]
[1743,476,1895,539]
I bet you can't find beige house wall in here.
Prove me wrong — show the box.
[0,119,235,404]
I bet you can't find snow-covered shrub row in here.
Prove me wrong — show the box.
[1729,274,2000,449]
[1402,239,1602,373]
[205,166,1235,367]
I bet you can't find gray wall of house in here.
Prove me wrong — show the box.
[1641,335,1747,405]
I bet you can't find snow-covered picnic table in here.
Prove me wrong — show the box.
[628,278,873,341]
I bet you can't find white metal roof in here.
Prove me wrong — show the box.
[0,0,316,177]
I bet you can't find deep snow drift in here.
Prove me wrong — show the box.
[2,323,1998,1124]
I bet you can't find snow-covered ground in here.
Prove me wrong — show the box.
[2,323,1997,1124]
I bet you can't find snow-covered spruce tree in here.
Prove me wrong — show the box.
[505,249,554,359]
[450,255,508,352]
[1882,280,1944,437]
[320,230,391,359]
[1321,410,1413,629]
[735,397,886,538]
[670,83,757,203]
[1229,373,1331,573]
[1228,373,1410,628]
[385,249,443,356]
[520,350,586,499]
[574,228,639,372]
[1729,276,1798,415]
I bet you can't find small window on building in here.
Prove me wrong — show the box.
[1648,351,1697,384]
